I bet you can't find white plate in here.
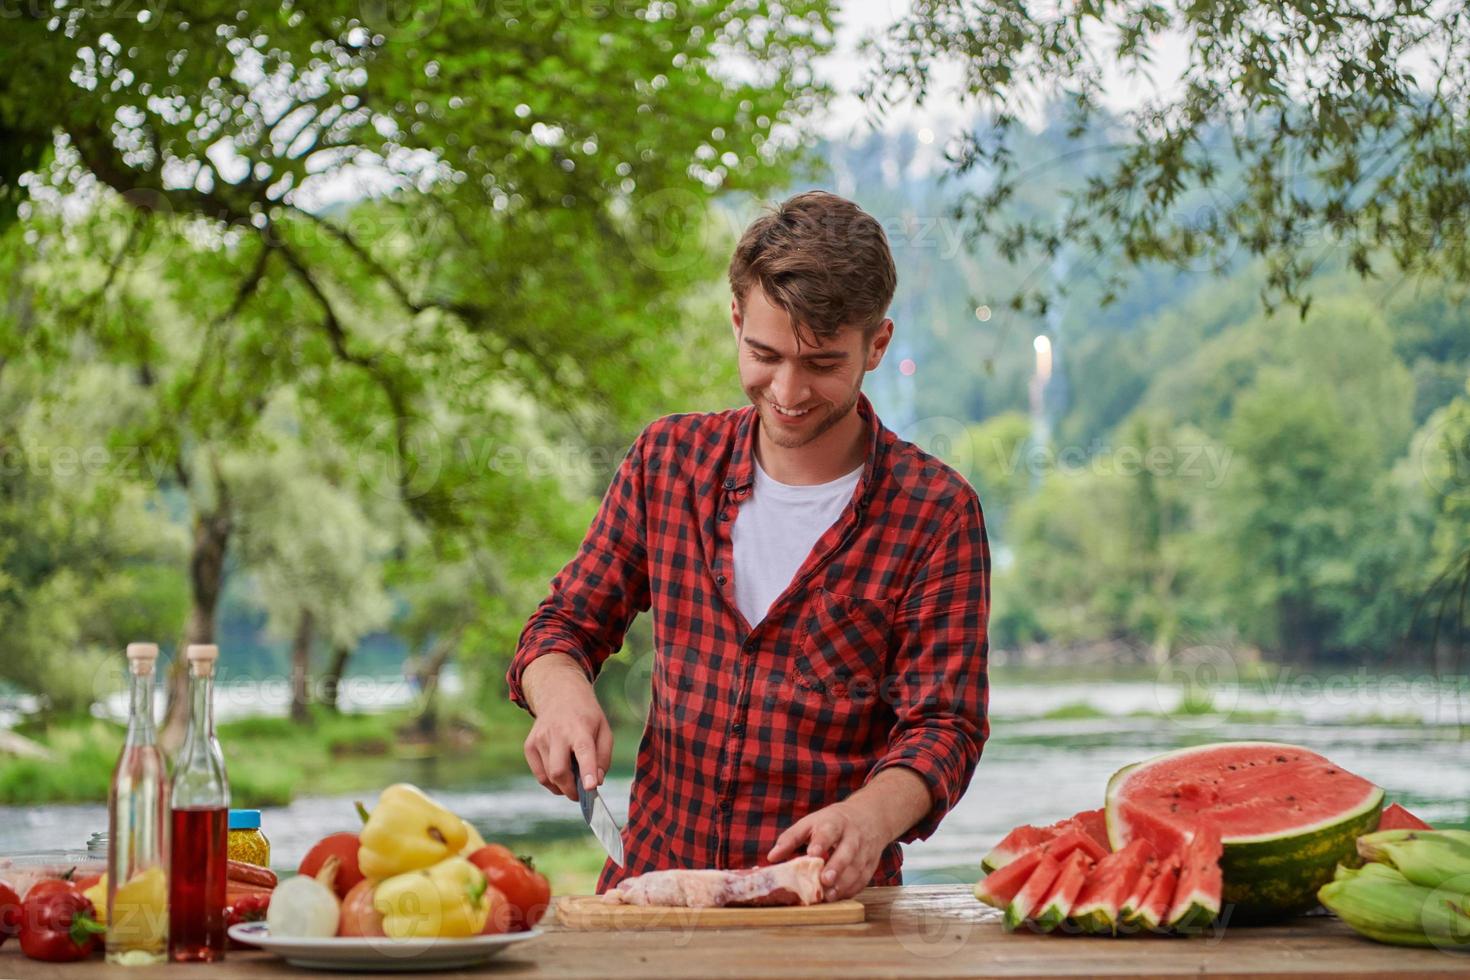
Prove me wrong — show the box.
[227,922,545,973]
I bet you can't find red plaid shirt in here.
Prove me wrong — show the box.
[506,394,990,893]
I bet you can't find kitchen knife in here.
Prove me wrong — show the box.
[571,756,625,867]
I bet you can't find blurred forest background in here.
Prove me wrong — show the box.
[2,0,1468,810]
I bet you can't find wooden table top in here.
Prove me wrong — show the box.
[3,884,1465,979]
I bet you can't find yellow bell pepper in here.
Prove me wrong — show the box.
[459,820,486,857]
[358,783,469,879]
[374,857,490,939]
[83,873,109,924]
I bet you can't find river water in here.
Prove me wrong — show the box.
[4,673,1467,885]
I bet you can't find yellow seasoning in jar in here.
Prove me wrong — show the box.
[227,809,270,867]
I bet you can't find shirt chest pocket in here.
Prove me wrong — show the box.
[791,588,897,700]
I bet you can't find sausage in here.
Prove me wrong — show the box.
[226,860,277,889]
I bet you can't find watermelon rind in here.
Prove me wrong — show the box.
[1104,741,1385,921]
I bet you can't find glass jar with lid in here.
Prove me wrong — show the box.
[226,809,269,867]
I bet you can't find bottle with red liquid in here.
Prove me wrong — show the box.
[169,644,229,962]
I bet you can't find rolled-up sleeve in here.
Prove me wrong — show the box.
[865,491,990,842]
[506,425,653,715]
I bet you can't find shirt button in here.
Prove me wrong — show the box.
[720,510,730,521]
[724,477,735,489]
[731,722,745,735]
[719,799,732,812]
[716,574,727,586]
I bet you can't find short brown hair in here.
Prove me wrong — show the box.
[728,191,897,344]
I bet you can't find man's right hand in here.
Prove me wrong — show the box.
[520,654,615,801]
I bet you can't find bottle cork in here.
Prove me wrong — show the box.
[125,643,159,675]
[186,643,220,677]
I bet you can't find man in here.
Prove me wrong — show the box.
[507,191,989,902]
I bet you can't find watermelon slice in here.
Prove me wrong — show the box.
[1034,828,1107,864]
[1166,823,1223,932]
[1131,853,1181,932]
[1105,741,1383,921]
[1378,802,1432,830]
[974,829,1108,909]
[1117,853,1162,927]
[974,848,1046,909]
[1004,853,1063,931]
[982,807,1112,872]
[1071,808,1112,853]
[1032,849,1094,933]
[1070,838,1155,934]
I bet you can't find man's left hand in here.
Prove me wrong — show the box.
[766,800,886,902]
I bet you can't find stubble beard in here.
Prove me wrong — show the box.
[750,381,862,450]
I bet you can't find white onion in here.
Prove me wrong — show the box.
[266,874,341,938]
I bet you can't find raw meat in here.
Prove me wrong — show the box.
[602,855,827,907]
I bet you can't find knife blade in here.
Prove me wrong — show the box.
[570,756,624,867]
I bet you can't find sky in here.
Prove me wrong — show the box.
[815,0,1193,141]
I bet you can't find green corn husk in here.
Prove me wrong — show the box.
[1319,875,1470,949]
[1334,862,1411,884]
[1356,832,1470,891]
[1359,828,1470,852]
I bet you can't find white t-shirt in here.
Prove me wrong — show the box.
[730,458,864,627]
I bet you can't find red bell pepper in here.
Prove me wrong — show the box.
[226,892,271,949]
[19,883,105,962]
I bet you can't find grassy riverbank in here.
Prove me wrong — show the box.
[0,697,545,806]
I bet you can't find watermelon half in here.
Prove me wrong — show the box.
[1105,741,1384,921]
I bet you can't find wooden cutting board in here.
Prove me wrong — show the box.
[553,894,866,929]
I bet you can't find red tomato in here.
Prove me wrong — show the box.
[297,832,364,900]
[477,882,516,934]
[23,879,79,903]
[467,846,551,931]
[19,888,104,962]
[0,880,21,947]
[337,879,385,938]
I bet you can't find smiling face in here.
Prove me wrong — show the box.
[732,285,892,452]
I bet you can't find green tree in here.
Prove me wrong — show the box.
[0,1,831,731]
[1001,414,1222,655]
[0,357,187,712]
[868,1,1470,315]
[1216,370,1383,662]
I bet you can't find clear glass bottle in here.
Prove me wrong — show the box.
[168,644,230,962]
[106,643,170,966]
